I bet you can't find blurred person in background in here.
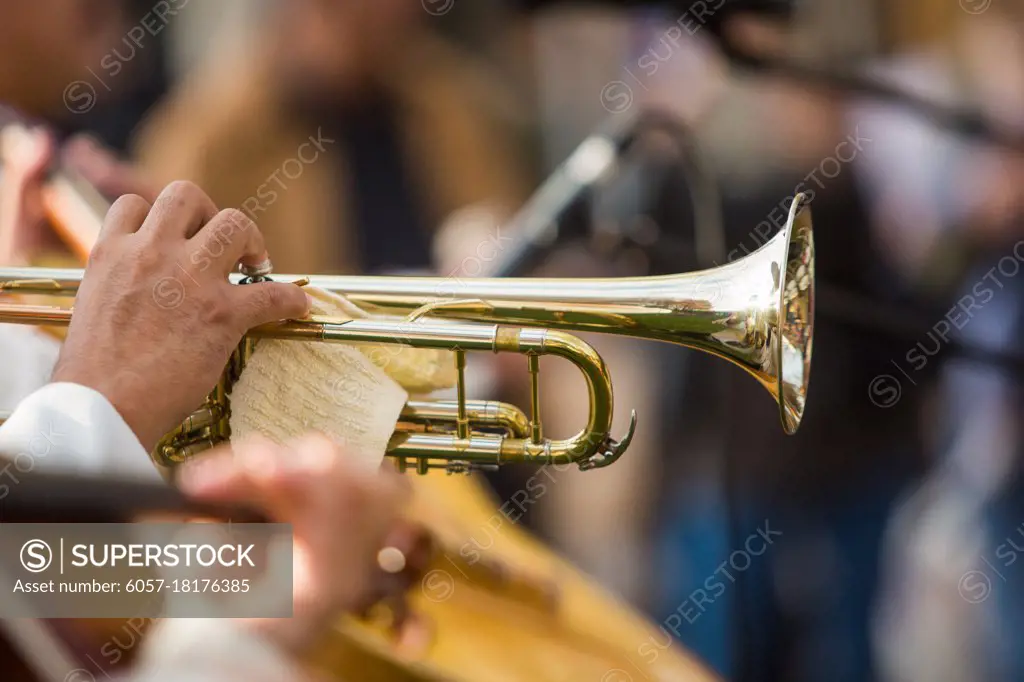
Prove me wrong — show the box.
[0,0,125,120]
[0,0,171,150]
[0,0,162,411]
[134,0,531,275]
[606,1,944,680]
[867,2,1024,681]
[566,6,891,680]
[628,1,1024,680]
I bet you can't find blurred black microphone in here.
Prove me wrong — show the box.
[519,0,792,22]
[519,0,1024,151]
[518,0,795,58]
[0,471,265,523]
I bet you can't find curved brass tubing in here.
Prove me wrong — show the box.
[252,318,631,472]
[0,306,629,472]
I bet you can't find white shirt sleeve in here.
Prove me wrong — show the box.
[0,326,61,408]
[0,382,161,482]
[130,619,315,682]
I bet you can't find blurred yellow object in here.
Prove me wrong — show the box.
[310,471,720,682]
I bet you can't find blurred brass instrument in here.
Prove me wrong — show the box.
[0,194,814,474]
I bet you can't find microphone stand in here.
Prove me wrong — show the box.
[487,109,726,277]
[737,53,1024,153]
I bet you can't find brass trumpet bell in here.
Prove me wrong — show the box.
[286,192,815,435]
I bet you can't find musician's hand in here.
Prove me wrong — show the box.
[354,516,436,644]
[0,124,62,265]
[51,181,310,451]
[63,134,160,202]
[179,434,411,656]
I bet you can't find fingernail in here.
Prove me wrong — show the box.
[24,127,47,154]
[9,127,48,167]
[3,126,30,162]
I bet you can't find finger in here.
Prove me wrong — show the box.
[383,522,435,578]
[97,193,151,241]
[63,134,159,202]
[382,523,427,565]
[374,462,413,509]
[379,461,413,497]
[230,281,311,331]
[0,126,54,264]
[178,437,287,508]
[378,523,434,595]
[395,612,434,656]
[385,596,411,633]
[277,433,407,525]
[192,208,266,275]
[205,435,345,513]
[296,434,409,504]
[140,180,218,240]
[1,125,54,183]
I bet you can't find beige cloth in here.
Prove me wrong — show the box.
[307,288,457,396]
[229,289,457,468]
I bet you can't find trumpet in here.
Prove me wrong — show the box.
[0,194,814,474]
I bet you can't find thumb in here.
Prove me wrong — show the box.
[232,281,312,331]
[1,125,54,186]
[63,133,159,202]
[0,125,55,264]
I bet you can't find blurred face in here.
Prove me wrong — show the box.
[0,0,125,117]
[270,0,424,107]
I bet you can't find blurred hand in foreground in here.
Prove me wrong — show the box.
[178,434,411,656]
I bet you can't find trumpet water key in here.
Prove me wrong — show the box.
[0,194,815,474]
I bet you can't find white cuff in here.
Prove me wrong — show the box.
[0,382,159,481]
[133,619,312,682]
